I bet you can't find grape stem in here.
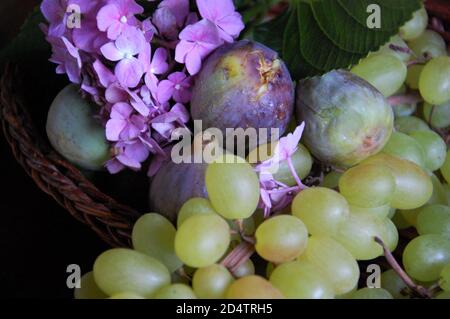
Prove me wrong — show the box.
[221,241,255,276]
[387,92,423,106]
[374,236,433,299]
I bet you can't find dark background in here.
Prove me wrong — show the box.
[0,1,109,299]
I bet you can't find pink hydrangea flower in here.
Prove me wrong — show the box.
[159,0,190,27]
[175,19,222,75]
[100,27,146,88]
[106,102,147,142]
[97,0,143,40]
[41,0,68,37]
[197,0,245,42]
[49,37,82,83]
[156,72,192,104]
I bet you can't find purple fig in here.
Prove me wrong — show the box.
[296,70,394,168]
[191,40,294,145]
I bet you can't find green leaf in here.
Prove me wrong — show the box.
[0,7,49,68]
[253,0,422,79]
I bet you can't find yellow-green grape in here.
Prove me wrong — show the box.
[406,65,424,90]
[439,263,450,291]
[300,237,359,295]
[226,275,284,299]
[153,284,197,299]
[74,272,108,299]
[382,132,426,168]
[93,248,171,298]
[269,261,335,299]
[444,184,450,206]
[339,164,396,208]
[399,6,428,41]
[233,259,255,278]
[351,288,393,299]
[427,173,448,205]
[399,207,422,227]
[248,143,313,186]
[408,30,447,59]
[392,211,412,229]
[192,264,234,299]
[350,205,391,219]
[336,285,357,299]
[383,217,399,252]
[321,171,342,189]
[266,262,275,278]
[381,269,409,299]
[442,151,450,184]
[423,102,450,129]
[292,187,350,236]
[417,205,450,240]
[409,130,447,172]
[419,56,450,106]
[177,198,216,227]
[395,116,430,134]
[333,212,387,260]
[403,234,450,282]
[132,213,182,273]
[205,154,260,219]
[109,292,145,299]
[374,35,412,63]
[362,154,433,210]
[255,215,308,263]
[436,291,450,299]
[175,214,230,268]
[351,54,407,97]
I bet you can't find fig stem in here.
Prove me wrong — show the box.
[387,92,423,106]
[374,236,433,299]
[286,157,306,189]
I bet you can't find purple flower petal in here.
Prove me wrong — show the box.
[115,57,144,88]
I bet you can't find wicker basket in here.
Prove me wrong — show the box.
[0,2,449,248]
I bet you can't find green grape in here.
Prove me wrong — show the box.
[206,154,260,219]
[248,143,313,186]
[444,184,450,206]
[153,284,197,299]
[350,205,391,219]
[399,6,428,41]
[132,213,182,273]
[409,130,447,172]
[177,198,217,227]
[109,292,145,299]
[255,215,308,263]
[392,85,417,118]
[351,288,393,299]
[339,164,396,208]
[388,207,396,219]
[408,30,447,59]
[417,205,450,240]
[266,262,275,278]
[399,207,422,227]
[382,132,426,168]
[292,187,349,236]
[423,102,450,129]
[403,234,450,282]
[333,212,388,260]
[74,272,108,299]
[93,248,171,298]
[419,56,450,106]
[233,259,255,278]
[381,269,409,299]
[428,174,449,205]
[392,211,412,229]
[373,35,412,63]
[300,237,359,295]
[192,264,234,299]
[362,154,433,210]
[439,263,450,291]
[406,65,424,90]
[395,116,430,134]
[269,261,334,299]
[336,285,357,299]
[436,291,450,299]
[442,151,450,184]
[321,171,342,189]
[383,217,399,252]
[175,214,230,268]
[226,275,284,299]
[351,54,407,97]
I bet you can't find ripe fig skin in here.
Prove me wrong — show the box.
[296,70,394,168]
[46,84,110,171]
[191,40,294,145]
[149,161,208,222]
